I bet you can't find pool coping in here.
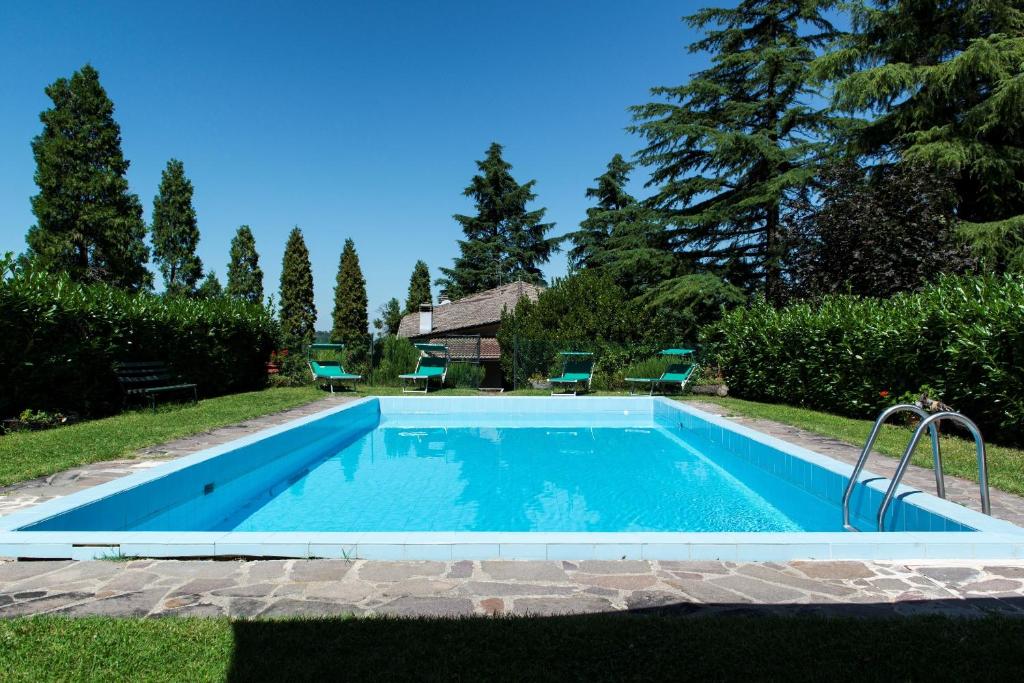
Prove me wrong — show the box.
[2,396,1023,561]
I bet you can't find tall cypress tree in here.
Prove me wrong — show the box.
[404,260,432,313]
[568,154,637,272]
[226,225,264,304]
[631,2,839,301]
[331,238,370,363]
[279,227,316,355]
[25,64,150,290]
[151,159,202,295]
[821,1,1024,272]
[436,143,557,299]
[375,297,404,336]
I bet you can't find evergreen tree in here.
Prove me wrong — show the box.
[405,260,432,313]
[567,154,674,298]
[436,143,557,299]
[151,159,202,295]
[821,1,1024,272]
[331,238,370,363]
[226,225,264,304]
[374,297,404,336]
[196,271,224,299]
[631,2,840,301]
[279,227,316,356]
[25,65,150,290]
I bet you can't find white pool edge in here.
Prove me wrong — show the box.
[2,396,1022,562]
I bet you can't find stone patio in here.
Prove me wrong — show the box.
[1,558,1023,618]
[2,395,1024,618]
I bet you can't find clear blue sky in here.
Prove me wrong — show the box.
[0,1,706,328]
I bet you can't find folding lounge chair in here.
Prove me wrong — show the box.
[400,343,450,393]
[625,348,697,395]
[548,351,594,396]
[307,343,362,393]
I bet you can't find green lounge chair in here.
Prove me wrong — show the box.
[400,343,450,393]
[549,351,594,396]
[625,348,697,395]
[307,343,362,393]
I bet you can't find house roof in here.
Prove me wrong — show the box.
[397,281,543,338]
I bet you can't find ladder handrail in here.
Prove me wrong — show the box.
[877,411,990,531]
[841,404,942,531]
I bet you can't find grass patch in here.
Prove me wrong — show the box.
[1,614,1022,681]
[683,396,1024,497]
[0,387,322,487]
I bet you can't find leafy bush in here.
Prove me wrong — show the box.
[0,259,279,419]
[446,362,485,389]
[368,335,420,386]
[703,275,1024,445]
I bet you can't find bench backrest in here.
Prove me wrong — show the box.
[113,361,178,389]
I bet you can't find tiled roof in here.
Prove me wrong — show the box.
[426,336,502,361]
[397,281,543,338]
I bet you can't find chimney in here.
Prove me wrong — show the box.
[418,303,432,334]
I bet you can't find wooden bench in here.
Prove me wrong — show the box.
[114,361,198,412]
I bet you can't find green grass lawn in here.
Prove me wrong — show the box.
[0,387,322,487]
[2,614,1023,681]
[682,396,1024,498]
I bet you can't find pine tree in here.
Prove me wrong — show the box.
[279,227,316,355]
[25,65,150,290]
[405,260,432,313]
[375,297,404,336]
[196,271,224,299]
[436,143,557,299]
[331,238,370,363]
[820,1,1024,272]
[151,159,202,295]
[631,2,839,301]
[568,154,636,271]
[226,225,264,304]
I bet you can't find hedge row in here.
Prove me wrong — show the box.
[702,275,1024,445]
[0,266,279,418]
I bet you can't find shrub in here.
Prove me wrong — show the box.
[0,259,279,419]
[368,335,420,386]
[446,362,485,389]
[703,275,1024,445]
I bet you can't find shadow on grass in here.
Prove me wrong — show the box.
[225,600,1024,680]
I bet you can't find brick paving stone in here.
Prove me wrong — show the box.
[447,560,474,579]
[480,561,568,582]
[357,561,446,582]
[511,596,614,616]
[376,596,474,617]
[479,597,504,615]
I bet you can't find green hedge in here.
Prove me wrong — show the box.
[703,275,1024,445]
[0,265,279,418]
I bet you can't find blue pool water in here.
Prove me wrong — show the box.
[216,418,833,533]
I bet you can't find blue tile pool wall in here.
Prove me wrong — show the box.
[24,399,381,532]
[653,400,973,533]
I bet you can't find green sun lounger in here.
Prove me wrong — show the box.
[307,343,362,393]
[549,351,594,396]
[400,343,450,393]
[625,348,697,395]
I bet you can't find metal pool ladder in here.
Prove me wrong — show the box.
[841,405,991,531]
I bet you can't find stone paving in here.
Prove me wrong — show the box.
[2,395,1024,618]
[1,558,1023,618]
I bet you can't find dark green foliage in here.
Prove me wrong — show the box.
[374,297,403,336]
[639,273,747,344]
[568,154,674,298]
[368,335,420,386]
[786,161,973,298]
[151,159,202,295]
[0,258,277,419]
[331,238,370,366]
[820,1,1024,271]
[704,275,1024,445]
[404,260,432,313]
[196,271,224,299]
[631,2,839,300]
[446,362,485,389]
[278,227,316,354]
[25,65,150,290]
[437,143,557,299]
[226,225,264,304]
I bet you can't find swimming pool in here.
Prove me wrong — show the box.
[2,397,1022,560]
